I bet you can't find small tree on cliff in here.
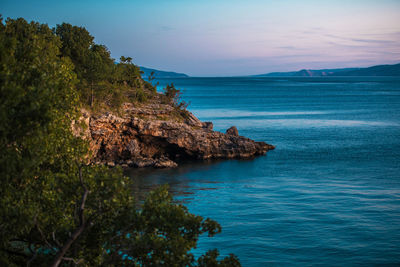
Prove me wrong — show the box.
[85,44,114,106]
[113,56,148,102]
[116,56,142,87]
[162,83,189,115]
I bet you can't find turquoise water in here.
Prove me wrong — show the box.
[127,77,400,266]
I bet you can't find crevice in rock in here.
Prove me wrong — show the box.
[137,135,195,162]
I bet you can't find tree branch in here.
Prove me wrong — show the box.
[62,257,84,265]
[26,244,38,267]
[36,223,56,252]
[50,165,89,267]
[52,232,62,248]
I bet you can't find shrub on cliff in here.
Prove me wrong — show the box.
[162,83,191,120]
[0,17,240,266]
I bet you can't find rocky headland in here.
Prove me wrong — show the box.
[74,99,275,168]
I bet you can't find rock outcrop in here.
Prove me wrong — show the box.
[76,102,274,168]
[226,126,239,136]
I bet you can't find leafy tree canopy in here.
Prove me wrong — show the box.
[0,16,240,266]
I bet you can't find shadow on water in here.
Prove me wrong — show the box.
[124,156,269,203]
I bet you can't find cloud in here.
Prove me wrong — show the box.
[350,38,396,44]
[277,46,299,50]
[323,32,399,46]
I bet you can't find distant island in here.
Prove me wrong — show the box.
[253,63,400,77]
[140,66,189,79]
[140,63,400,78]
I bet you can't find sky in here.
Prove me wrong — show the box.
[1,0,400,76]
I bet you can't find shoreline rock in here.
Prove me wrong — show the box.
[75,103,275,168]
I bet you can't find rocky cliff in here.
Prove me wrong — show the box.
[74,101,274,168]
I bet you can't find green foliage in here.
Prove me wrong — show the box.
[198,250,241,267]
[55,22,95,106]
[162,83,190,120]
[95,186,239,266]
[0,16,83,266]
[85,44,114,106]
[0,16,241,266]
[55,23,116,107]
[135,87,147,102]
[162,83,188,109]
[55,23,154,109]
[54,23,94,80]
[114,56,142,87]
[144,80,157,93]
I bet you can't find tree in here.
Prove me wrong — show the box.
[55,23,156,108]
[120,56,133,64]
[54,23,94,80]
[163,83,188,109]
[0,17,241,266]
[111,56,149,103]
[116,56,141,87]
[85,44,114,106]
[0,16,84,266]
[55,23,115,107]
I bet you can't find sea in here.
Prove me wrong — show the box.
[126,76,400,266]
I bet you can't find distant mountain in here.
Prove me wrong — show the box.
[257,68,359,77]
[330,63,400,76]
[255,63,400,77]
[140,66,189,79]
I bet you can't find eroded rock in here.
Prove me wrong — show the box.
[76,103,274,168]
[226,126,239,136]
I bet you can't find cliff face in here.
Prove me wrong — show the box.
[76,102,274,168]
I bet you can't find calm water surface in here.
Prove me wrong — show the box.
[126,77,400,266]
